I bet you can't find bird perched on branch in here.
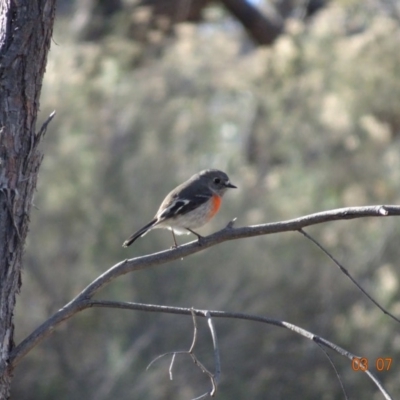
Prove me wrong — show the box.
[123,169,237,247]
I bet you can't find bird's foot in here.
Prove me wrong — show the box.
[196,235,206,246]
[186,228,205,245]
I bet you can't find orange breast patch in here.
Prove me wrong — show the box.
[208,194,222,220]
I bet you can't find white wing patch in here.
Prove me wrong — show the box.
[159,199,190,219]
[173,199,190,213]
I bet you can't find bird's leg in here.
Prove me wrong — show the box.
[170,230,178,248]
[186,228,205,245]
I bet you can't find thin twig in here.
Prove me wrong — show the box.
[299,228,400,324]
[365,369,393,400]
[146,308,218,399]
[169,353,176,380]
[314,342,348,400]
[205,311,220,392]
[24,110,56,174]
[146,350,186,371]
[189,308,198,353]
[186,312,216,399]
[191,392,209,400]
[35,110,56,144]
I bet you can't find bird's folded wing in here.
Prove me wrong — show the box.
[158,193,212,220]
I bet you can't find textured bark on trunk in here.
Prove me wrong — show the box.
[0,1,56,398]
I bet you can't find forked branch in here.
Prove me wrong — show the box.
[147,310,220,399]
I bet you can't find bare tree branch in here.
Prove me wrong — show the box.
[35,111,56,145]
[169,353,176,381]
[146,309,220,399]
[314,342,349,400]
[206,311,220,393]
[298,228,400,323]
[189,309,198,354]
[6,205,400,373]
[78,300,396,400]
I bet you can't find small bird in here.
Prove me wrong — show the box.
[123,169,236,247]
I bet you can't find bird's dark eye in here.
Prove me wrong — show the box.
[213,177,221,184]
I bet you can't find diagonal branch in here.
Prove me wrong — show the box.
[7,205,400,370]
[314,342,349,400]
[299,228,400,323]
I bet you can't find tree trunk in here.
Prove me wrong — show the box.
[0,1,56,398]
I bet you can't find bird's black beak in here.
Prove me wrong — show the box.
[225,181,237,189]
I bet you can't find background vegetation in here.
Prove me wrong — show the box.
[12,0,400,398]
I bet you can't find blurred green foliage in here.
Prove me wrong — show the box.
[12,0,400,399]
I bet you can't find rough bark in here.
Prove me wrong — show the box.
[0,0,56,398]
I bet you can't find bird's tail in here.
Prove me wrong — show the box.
[122,219,158,247]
